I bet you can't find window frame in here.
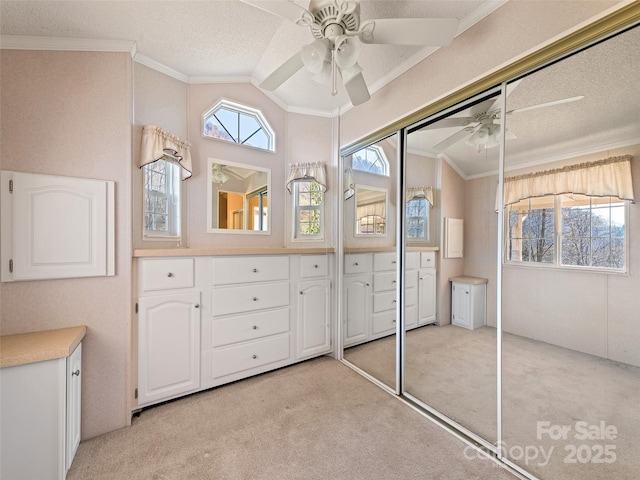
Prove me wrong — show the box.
[143,158,181,239]
[504,194,629,273]
[351,145,390,176]
[202,99,275,152]
[406,197,430,242]
[292,181,324,241]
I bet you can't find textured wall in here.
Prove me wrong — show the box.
[0,50,132,439]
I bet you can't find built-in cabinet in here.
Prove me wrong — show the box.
[1,338,83,480]
[450,276,487,330]
[136,253,332,409]
[344,250,436,348]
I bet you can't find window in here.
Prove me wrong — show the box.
[352,145,389,176]
[506,194,626,270]
[294,181,324,240]
[203,100,275,152]
[406,198,429,241]
[143,159,181,237]
[247,187,268,232]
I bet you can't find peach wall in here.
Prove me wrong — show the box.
[0,51,132,438]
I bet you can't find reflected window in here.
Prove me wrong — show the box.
[507,195,626,270]
[352,145,389,176]
[406,198,429,241]
[247,187,268,231]
[203,100,275,151]
[143,159,181,238]
[294,181,324,240]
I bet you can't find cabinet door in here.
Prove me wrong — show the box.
[344,275,370,346]
[418,268,436,325]
[66,343,82,471]
[138,292,201,406]
[297,279,331,359]
[452,282,471,328]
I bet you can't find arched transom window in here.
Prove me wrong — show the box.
[203,100,275,152]
[352,145,389,176]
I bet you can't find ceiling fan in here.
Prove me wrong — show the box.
[241,0,459,106]
[431,81,585,152]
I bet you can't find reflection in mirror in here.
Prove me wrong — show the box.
[207,158,270,233]
[342,133,398,391]
[355,185,387,236]
[500,25,640,479]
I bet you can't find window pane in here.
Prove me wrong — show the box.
[216,108,238,141]
[245,129,268,150]
[507,200,554,263]
[204,117,233,142]
[203,101,274,152]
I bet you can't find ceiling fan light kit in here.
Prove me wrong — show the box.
[244,0,460,106]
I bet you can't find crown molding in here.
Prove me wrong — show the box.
[189,75,253,85]
[134,53,189,83]
[0,35,136,56]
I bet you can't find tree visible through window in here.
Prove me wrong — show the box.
[294,181,323,239]
[203,100,275,152]
[352,145,389,176]
[143,159,181,237]
[407,198,429,241]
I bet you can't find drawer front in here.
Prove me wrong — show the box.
[420,251,436,268]
[139,258,194,292]
[212,308,290,347]
[344,254,367,275]
[373,272,396,292]
[212,282,289,316]
[373,290,397,313]
[212,256,289,285]
[373,252,397,272]
[300,255,329,278]
[211,334,291,379]
[372,310,397,335]
[406,252,420,270]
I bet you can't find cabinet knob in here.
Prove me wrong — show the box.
[354,262,359,266]
[392,280,396,284]
[392,260,396,264]
[194,304,200,308]
[72,369,80,377]
[392,300,397,304]
[253,297,258,301]
[299,291,304,295]
[252,354,257,359]
[252,325,257,330]
[392,319,397,323]
[366,283,370,287]
[167,272,173,277]
[314,264,318,268]
[252,268,258,273]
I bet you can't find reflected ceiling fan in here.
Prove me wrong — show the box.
[241,0,459,106]
[432,81,585,152]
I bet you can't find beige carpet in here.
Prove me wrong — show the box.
[67,357,516,480]
[344,325,640,480]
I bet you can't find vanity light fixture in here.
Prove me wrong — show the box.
[211,163,229,184]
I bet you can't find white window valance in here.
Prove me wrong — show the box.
[407,186,434,206]
[140,125,192,180]
[500,155,634,207]
[286,162,327,193]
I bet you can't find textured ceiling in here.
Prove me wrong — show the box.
[0,0,493,114]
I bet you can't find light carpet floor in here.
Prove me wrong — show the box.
[344,324,640,480]
[68,356,516,480]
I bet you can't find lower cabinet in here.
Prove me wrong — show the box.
[1,342,82,480]
[418,267,437,325]
[137,292,201,407]
[451,277,487,330]
[343,274,370,346]
[137,254,332,409]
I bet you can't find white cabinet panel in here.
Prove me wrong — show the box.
[344,254,367,275]
[299,255,329,278]
[66,343,82,470]
[373,252,397,271]
[211,334,291,379]
[211,308,290,347]
[138,292,200,406]
[1,171,114,282]
[344,274,370,346]
[297,279,331,359]
[419,268,437,325]
[212,282,289,316]
[140,258,195,292]
[211,256,289,285]
[451,280,486,330]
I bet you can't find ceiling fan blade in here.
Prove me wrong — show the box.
[259,51,304,91]
[239,0,314,25]
[419,117,474,131]
[507,95,585,115]
[341,65,370,106]
[359,18,458,46]
[433,126,477,152]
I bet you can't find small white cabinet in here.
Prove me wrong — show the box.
[296,255,331,360]
[418,251,437,326]
[451,276,487,330]
[1,330,84,480]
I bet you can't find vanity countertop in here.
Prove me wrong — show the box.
[134,247,336,257]
[0,326,87,368]
[345,246,440,253]
[449,276,488,285]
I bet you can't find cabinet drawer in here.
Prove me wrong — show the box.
[139,258,194,292]
[373,290,396,313]
[211,308,290,347]
[300,255,329,278]
[212,256,289,285]
[344,254,367,275]
[373,252,397,272]
[211,334,291,379]
[406,252,420,270]
[372,310,396,335]
[212,282,289,316]
[420,251,436,268]
[373,272,396,292]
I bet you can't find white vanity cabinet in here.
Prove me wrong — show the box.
[450,276,487,330]
[1,328,85,480]
[137,258,201,407]
[418,251,437,326]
